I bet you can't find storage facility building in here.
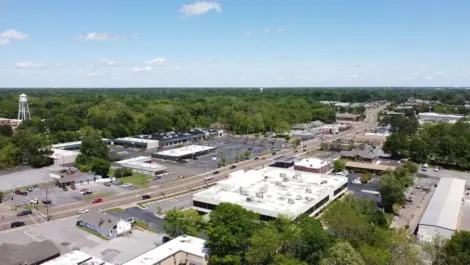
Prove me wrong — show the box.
[153,145,216,161]
[294,158,332,174]
[113,137,160,149]
[114,156,167,176]
[417,178,466,242]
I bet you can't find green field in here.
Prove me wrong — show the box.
[109,168,153,188]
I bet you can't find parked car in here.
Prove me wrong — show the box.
[121,183,132,188]
[70,185,76,190]
[162,236,172,243]
[272,152,277,155]
[213,171,219,175]
[104,182,111,187]
[27,188,33,192]
[422,163,428,171]
[230,165,236,169]
[30,198,39,204]
[42,199,52,204]
[211,157,217,161]
[142,195,151,200]
[153,175,162,180]
[62,187,68,191]
[17,210,32,217]
[11,221,25,228]
[433,166,441,172]
[92,198,103,204]
[77,209,89,214]
[205,176,214,181]
[33,185,38,189]
[254,157,260,160]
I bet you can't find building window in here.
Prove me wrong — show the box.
[193,200,217,210]
[334,183,347,196]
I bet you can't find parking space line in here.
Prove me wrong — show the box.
[24,229,42,241]
[34,211,46,223]
[28,214,38,224]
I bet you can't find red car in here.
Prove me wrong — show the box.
[92,198,103,204]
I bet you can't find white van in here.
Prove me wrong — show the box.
[204,176,214,181]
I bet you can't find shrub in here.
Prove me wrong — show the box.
[360,173,373,183]
[113,168,122,178]
[122,168,133,177]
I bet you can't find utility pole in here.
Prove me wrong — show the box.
[45,185,50,221]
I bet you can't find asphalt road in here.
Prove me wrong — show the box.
[0,104,387,231]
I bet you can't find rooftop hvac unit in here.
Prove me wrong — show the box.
[288,198,295,204]
[295,195,302,200]
[246,196,254,202]
[256,192,264,199]
[320,180,328,185]
[305,196,313,201]
[306,188,312,193]
[280,172,287,178]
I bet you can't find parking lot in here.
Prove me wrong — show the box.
[111,135,288,184]
[2,182,133,208]
[0,166,60,191]
[419,166,470,188]
[0,215,161,264]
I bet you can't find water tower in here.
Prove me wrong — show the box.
[18,93,31,120]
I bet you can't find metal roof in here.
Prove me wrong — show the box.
[0,240,60,265]
[419,178,466,231]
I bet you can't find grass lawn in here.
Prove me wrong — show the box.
[106,207,125,213]
[83,193,112,202]
[77,226,109,240]
[133,220,158,233]
[109,168,153,188]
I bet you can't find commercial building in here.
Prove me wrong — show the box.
[0,118,22,129]
[290,130,315,141]
[352,134,387,147]
[271,157,296,168]
[153,145,216,161]
[0,240,60,265]
[294,158,332,174]
[124,235,209,265]
[418,112,464,124]
[43,250,112,265]
[418,178,466,242]
[148,129,224,147]
[113,137,160,149]
[77,211,132,239]
[192,167,348,220]
[52,139,111,150]
[50,148,79,166]
[341,148,382,163]
[336,113,360,122]
[114,156,167,176]
[292,120,324,131]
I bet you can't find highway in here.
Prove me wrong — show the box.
[0,104,387,231]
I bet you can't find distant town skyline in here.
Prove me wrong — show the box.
[1,0,470,87]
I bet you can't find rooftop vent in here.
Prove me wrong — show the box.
[288,198,295,204]
[306,188,312,193]
[256,192,264,199]
[320,180,328,185]
[246,196,254,202]
[295,195,302,200]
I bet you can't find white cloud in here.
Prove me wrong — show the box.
[16,62,46,69]
[0,39,11,45]
[56,62,63,68]
[435,71,445,76]
[179,1,222,16]
[145,57,168,66]
[88,72,105,77]
[175,66,181,71]
[79,32,121,41]
[99,59,118,66]
[133,33,140,37]
[277,28,285,33]
[244,31,252,36]
[275,76,285,80]
[132,66,153,72]
[425,75,434,80]
[0,29,28,40]
[264,28,270,33]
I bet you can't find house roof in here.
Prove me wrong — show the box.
[353,135,387,142]
[336,113,360,118]
[340,149,381,160]
[345,161,396,171]
[0,240,60,265]
[79,210,122,232]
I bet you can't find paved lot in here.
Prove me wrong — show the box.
[419,167,470,188]
[146,194,193,214]
[0,167,59,191]
[3,182,132,208]
[0,215,160,263]
[317,151,341,161]
[345,173,381,202]
[459,193,470,231]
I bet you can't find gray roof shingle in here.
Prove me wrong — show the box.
[0,240,60,265]
[79,211,122,232]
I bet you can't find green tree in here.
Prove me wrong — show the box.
[389,229,422,265]
[163,209,203,238]
[0,125,13,137]
[207,203,260,264]
[422,236,447,265]
[403,161,418,174]
[220,156,226,166]
[12,130,53,167]
[0,143,20,169]
[378,173,406,212]
[272,254,307,265]
[245,225,282,265]
[383,133,410,157]
[294,215,335,264]
[90,158,110,177]
[333,159,346,172]
[408,137,428,163]
[290,138,301,149]
[320,242,365,265]
[443,231,470,265]
[113,168,122,178]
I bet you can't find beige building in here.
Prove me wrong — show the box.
[124,235,208,265]
[352,134,387,147]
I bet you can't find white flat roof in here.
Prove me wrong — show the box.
[42,250,112,265]
[418,112,464,119]
[295,158,331,169]
[156,145,215,157]
[115,156,167,172]
[52,139,110,149]
[123,235,208,265]
[193,167,347,218]
[419,178,466,231]
[115,137,159,144]
[50,148,79,158]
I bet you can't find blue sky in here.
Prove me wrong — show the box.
[1,0,470,87]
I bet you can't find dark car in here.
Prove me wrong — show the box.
[213,171,220,175]
[142,195,151,200]
[230,165,236,169]
[11,221,25,228]
[17,210,32,217]
[42,199,52,204]
[62,187,68,191]
[272,152,277,155]
[27,187,33,192]
[254,157,260,160]
[70,185,76,190]
[162,236,172,243]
